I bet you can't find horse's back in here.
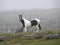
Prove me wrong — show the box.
[32,18,40,24]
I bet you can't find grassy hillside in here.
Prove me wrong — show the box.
[0,30,60,45]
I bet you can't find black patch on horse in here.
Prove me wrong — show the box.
[19,15,25,27]
[31,20,38,26]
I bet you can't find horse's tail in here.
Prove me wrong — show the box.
[38,24,41,30]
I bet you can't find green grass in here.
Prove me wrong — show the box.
[0,37,60,45]
[0,30,60,45]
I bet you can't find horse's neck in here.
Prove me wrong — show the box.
[22,17,29,22]
[22,17,26,20]
[22,17,31,27]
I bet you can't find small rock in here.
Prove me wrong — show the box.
[46,34,60,40]
[0,36,8,41]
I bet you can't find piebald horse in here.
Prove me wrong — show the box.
[19,15,41,33]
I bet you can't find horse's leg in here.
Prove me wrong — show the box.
[36,24,41,32]
[23,27,27,33]
[36,25,39,32]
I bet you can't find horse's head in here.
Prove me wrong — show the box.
[19,15,22,21]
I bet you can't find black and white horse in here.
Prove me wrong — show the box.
[19,15,41,33]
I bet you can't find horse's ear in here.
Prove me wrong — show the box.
[19,15,22,21]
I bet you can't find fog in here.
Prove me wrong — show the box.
[0,0,60,33]
[0,0,60,11]
[0,8,60,33]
